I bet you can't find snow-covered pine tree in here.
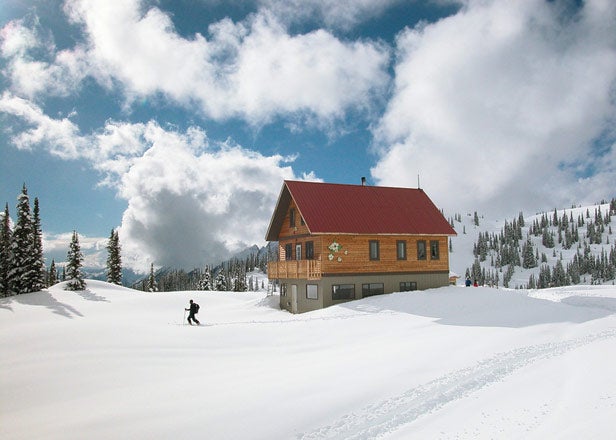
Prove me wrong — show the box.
[48,259,57,286]
[0,204,12,296]
[197,265,212,290]
[10,185,37,294]
[31,198,46,291]
[214,270,227,291]
[106,229,122,285]
[147,263,158,292]
[65,230,86,291]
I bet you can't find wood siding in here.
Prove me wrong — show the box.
[271,233,449,278]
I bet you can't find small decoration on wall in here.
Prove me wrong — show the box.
[328,240,344,262]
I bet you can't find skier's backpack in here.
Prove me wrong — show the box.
[195,303,200,313]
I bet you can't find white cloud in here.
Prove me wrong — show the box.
[372,0,616,217]
[0,94,299,272]
[0,0,390,126]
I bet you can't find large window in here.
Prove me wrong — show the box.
[284,243,293,260]
[332,284,355,300]
[369,240,380,261]
[397,240,407,260]
[417,240,427,260]
[400,281,417,292]
[307,284,318,300]
[306,241,314,260]
[430,240,440,260]
[362,283,384,297]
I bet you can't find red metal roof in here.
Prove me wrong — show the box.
[265,180,456,240]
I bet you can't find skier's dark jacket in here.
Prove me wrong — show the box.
[190,302,199,314]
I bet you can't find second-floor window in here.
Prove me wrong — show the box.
[430,240,440,260]
[306,241,314,259]
[417,240,427,260]
[284,243,293,260]
[369,240,380,260]
[397,240,407,260]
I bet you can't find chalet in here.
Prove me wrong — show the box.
[265,180,457,313]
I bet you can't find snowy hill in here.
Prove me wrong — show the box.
[2,280,616,439]
[448,201,616,289]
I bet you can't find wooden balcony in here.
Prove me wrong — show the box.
[267,258,322,280]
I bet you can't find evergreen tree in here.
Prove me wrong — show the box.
[48,259,57,286]
[10,185,37,294]
[106,229,122,285]
[0,204,11,296]
[214,271,227,291]
[147,263,158,292]
[197,265,212,291]
[522,236,537,269]
[65,230,86,291]
[31,198,46,291]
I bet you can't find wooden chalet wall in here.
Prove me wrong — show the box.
[275,199,449,276]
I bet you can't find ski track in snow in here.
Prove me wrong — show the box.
[297,328,616,440]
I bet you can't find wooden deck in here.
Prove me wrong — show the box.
[267,258,322,280]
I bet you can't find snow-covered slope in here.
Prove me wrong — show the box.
[2,280,616,439]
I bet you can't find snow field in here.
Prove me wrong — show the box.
[2,280,616,439]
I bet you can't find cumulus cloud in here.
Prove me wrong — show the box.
[372,0,616,217]
[0,94,300,272]
[1,0,389,127]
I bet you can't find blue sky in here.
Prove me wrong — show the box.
[1,0,615,272]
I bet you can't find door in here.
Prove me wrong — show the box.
[291,284,298,314]
[295,244,302,260]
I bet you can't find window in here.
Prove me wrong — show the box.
[400,281,417,292]
[362,283,384,297]
[332,284,355,300]
[369,240,380,261]
[397,240,407,260]
[284,243,293,260]
[306,241,314,260]
[430,240,440,260]
[300,216,305,226]
[307,284,318,300]
[280,283,288,297]
[289,208,296,227]
[417,240,426,260]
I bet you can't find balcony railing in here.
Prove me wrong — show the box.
[267,258,322,280]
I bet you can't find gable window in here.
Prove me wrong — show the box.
[369,240,380,261]
[289,208,296,227]
[362,283,384,297]
[397,240,407,260]
[332,284,355,300]
[400,281,417,292]
[307,284,318,300]
[306,241,314,260]
[430,240,440,260]
[417,240,427,260]
[284,243,293,261]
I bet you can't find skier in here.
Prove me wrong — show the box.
[185,299,200,325]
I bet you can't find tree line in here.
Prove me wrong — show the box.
[0,185,123,296]
[135,251,269,292]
